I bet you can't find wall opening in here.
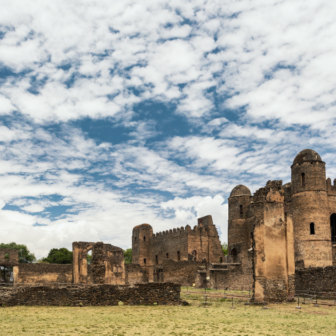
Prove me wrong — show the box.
[87,250,92,265]
[143,236,146,241]
[166,253,169,259]
[301,173,305,186]
[134,237,136,242]
[231,248,237,263]
[310,223,315,235]
[177,251,180,261]
[331,214,336,242]
[220,257,223,263]
[4,252,9,260]
[192,250,197,260]
[143,258,146,265]
[240,205,243,215]
[155,255,158,265]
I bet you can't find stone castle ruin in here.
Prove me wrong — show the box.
[2,149,336,304]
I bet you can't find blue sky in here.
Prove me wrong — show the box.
[1,0,336,258]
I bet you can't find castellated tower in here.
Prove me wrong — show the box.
[291,149,332,268]
[228,185,253,265]
[132,224,153,268]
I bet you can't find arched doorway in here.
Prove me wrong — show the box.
[231,248,237,263]
[331,214,336,242]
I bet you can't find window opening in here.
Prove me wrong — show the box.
[4,252,9,260]
[143,258,146,265]
[155,255,158,265]
[87,250,92,265]
[301,173,305,187]
[231,248,238,263]
[134,237,136,242]
[220,257,223,263]
[166,253,169,259]
[177,251,180,261]
[143,236,146,241]
[240,205,243,215]
[310,223,315,235]
[331,214,336,242]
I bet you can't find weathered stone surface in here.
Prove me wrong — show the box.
[0,283,180,307]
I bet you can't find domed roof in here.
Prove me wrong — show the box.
[293,149,322,165]
[132,223,153,232]
[230,185,251,197]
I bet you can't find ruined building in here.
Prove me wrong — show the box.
[228,149,336,301]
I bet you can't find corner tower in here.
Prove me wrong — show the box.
[228,185,252,263]
[291,149,332,268]
[132,224,153,267]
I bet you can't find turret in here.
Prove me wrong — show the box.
[132,224,153,267]
[291,149,332,268]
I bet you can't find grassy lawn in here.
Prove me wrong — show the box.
[1,298,336,336]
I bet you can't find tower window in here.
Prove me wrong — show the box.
[331,214,336,242]
[134,237,136,242]
[240,205,243,215]
[143,236,146,241]
[301,173,305,187]
[310,223,315,235]
[155,255,158,265]
[143,258,146,265]
[177,251,180,261]
[220,257,223,263]
[166,253,169,259]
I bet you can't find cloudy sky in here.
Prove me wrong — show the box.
[1,0,336,258]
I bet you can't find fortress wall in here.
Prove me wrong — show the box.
[125,264,148,285]
[158,259,202,285]
[295,266,336,292]
[15,264,73,284]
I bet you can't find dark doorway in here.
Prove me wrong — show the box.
[331,214,336,242]
[310,223,315,235]
[231,248,238,263]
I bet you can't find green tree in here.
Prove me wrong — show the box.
[0,242,36,263]
[42,248,73,264]
[123,248,132,264]
[221,242,228,256]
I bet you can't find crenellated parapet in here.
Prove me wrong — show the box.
[327,178,336,196]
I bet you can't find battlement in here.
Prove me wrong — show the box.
[327,178,336,196]
[152,222,208,239]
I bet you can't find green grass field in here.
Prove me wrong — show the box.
[1,296,336,336]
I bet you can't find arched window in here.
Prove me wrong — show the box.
[166,253,169,259]
[143,236,146,241]
[177,251,180,261]
[143,258,146,265]
[240,205,243,215]
[155,255,158,265]
[331,214,336,242]
[301,173,305,187]
[310,223,315,235]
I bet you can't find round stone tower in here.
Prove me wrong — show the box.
[228,185,252,262]
[132,224,153,267]
[291,149,332,268]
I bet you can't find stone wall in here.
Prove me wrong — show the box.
[154,260,202,285]
[295,266,336,293]
[15,264,73,284]
[125,264,148,285]
[0,249,19,266]
[0,283,181,307]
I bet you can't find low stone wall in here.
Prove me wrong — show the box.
[0,283,180,307]
[295,266,336,292]
[15,264,73,284]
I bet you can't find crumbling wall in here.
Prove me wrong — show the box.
[0,249,19,266]
[295,266,336,292]
[0,283,181,307]
[15,264,73,284]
